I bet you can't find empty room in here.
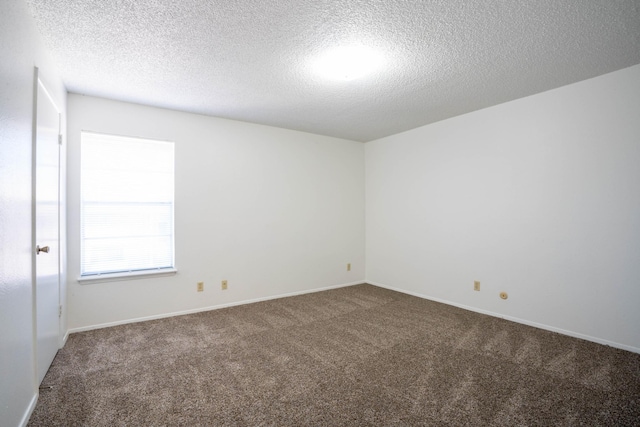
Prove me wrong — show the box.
[2,1,639,426]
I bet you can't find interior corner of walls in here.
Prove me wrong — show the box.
[61,329,70,347]
[18,392,38,427]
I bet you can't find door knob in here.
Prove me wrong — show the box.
[36,245,50,254]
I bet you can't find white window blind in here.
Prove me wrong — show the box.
[81,132,175,277]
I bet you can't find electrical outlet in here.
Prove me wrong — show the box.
[221,280,228,290]
[197,282,204,292]
[474,281,480,291]
[347,263,351,271]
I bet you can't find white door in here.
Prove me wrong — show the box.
[34,75,61,384]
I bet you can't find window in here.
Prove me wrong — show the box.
[80,132,175,278]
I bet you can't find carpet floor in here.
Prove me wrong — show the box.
[29,284,640,426]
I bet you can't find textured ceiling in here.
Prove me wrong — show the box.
[26,0,640,142]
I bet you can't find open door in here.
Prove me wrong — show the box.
[34,71,61,384]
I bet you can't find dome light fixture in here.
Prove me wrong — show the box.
[313,44,384,81]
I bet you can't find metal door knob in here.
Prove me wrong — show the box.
[36,245,50,254]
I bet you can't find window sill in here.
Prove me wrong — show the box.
[77,268,177,284]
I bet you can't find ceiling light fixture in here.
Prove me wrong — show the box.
[313,44,384,81]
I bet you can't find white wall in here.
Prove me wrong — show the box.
[366,64,640,352]
[0,2,67,426]
[67,95,365,331]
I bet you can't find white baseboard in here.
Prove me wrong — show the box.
[19,392,38,427]
[68,280,365,334]
[366,280,640,355]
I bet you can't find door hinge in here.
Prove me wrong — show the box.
[59,305,62,318]
[58,134,62,145]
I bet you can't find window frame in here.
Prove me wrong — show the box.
[77,131,177,283]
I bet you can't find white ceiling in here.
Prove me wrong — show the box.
[27,0,640,142]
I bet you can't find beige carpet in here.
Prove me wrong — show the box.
[29,284,640,426]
